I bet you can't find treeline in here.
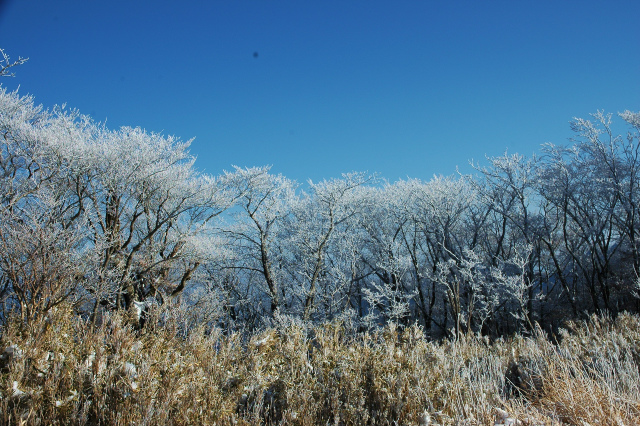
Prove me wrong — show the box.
[1,52,639,337]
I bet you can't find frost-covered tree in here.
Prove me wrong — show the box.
[0,87,98,323]
[471,153,542,328]
[0,48,27,78]
[2,49,638,335]
[355,184,416,327]
[77,126,243,313]
[287,172,372,321]
[538,137,619,312]
[0,197,93,324]
[224,167,298,317]
[0,83,247,323]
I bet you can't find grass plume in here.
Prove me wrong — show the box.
[1,304,639,425]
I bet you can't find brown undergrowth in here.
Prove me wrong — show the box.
[1,305,639,425]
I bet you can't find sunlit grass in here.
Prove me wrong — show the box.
[1,304,639,425]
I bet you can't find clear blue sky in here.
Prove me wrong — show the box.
[0,0,638,182]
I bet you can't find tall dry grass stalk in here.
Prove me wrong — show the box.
[1,304,638,425]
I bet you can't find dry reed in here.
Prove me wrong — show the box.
[1,305,638,425]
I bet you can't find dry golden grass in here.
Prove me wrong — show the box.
[1,305,639,425]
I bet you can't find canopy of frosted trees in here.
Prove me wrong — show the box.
[2,51,639,337]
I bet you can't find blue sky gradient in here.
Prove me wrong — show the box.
[0,0,638,182]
